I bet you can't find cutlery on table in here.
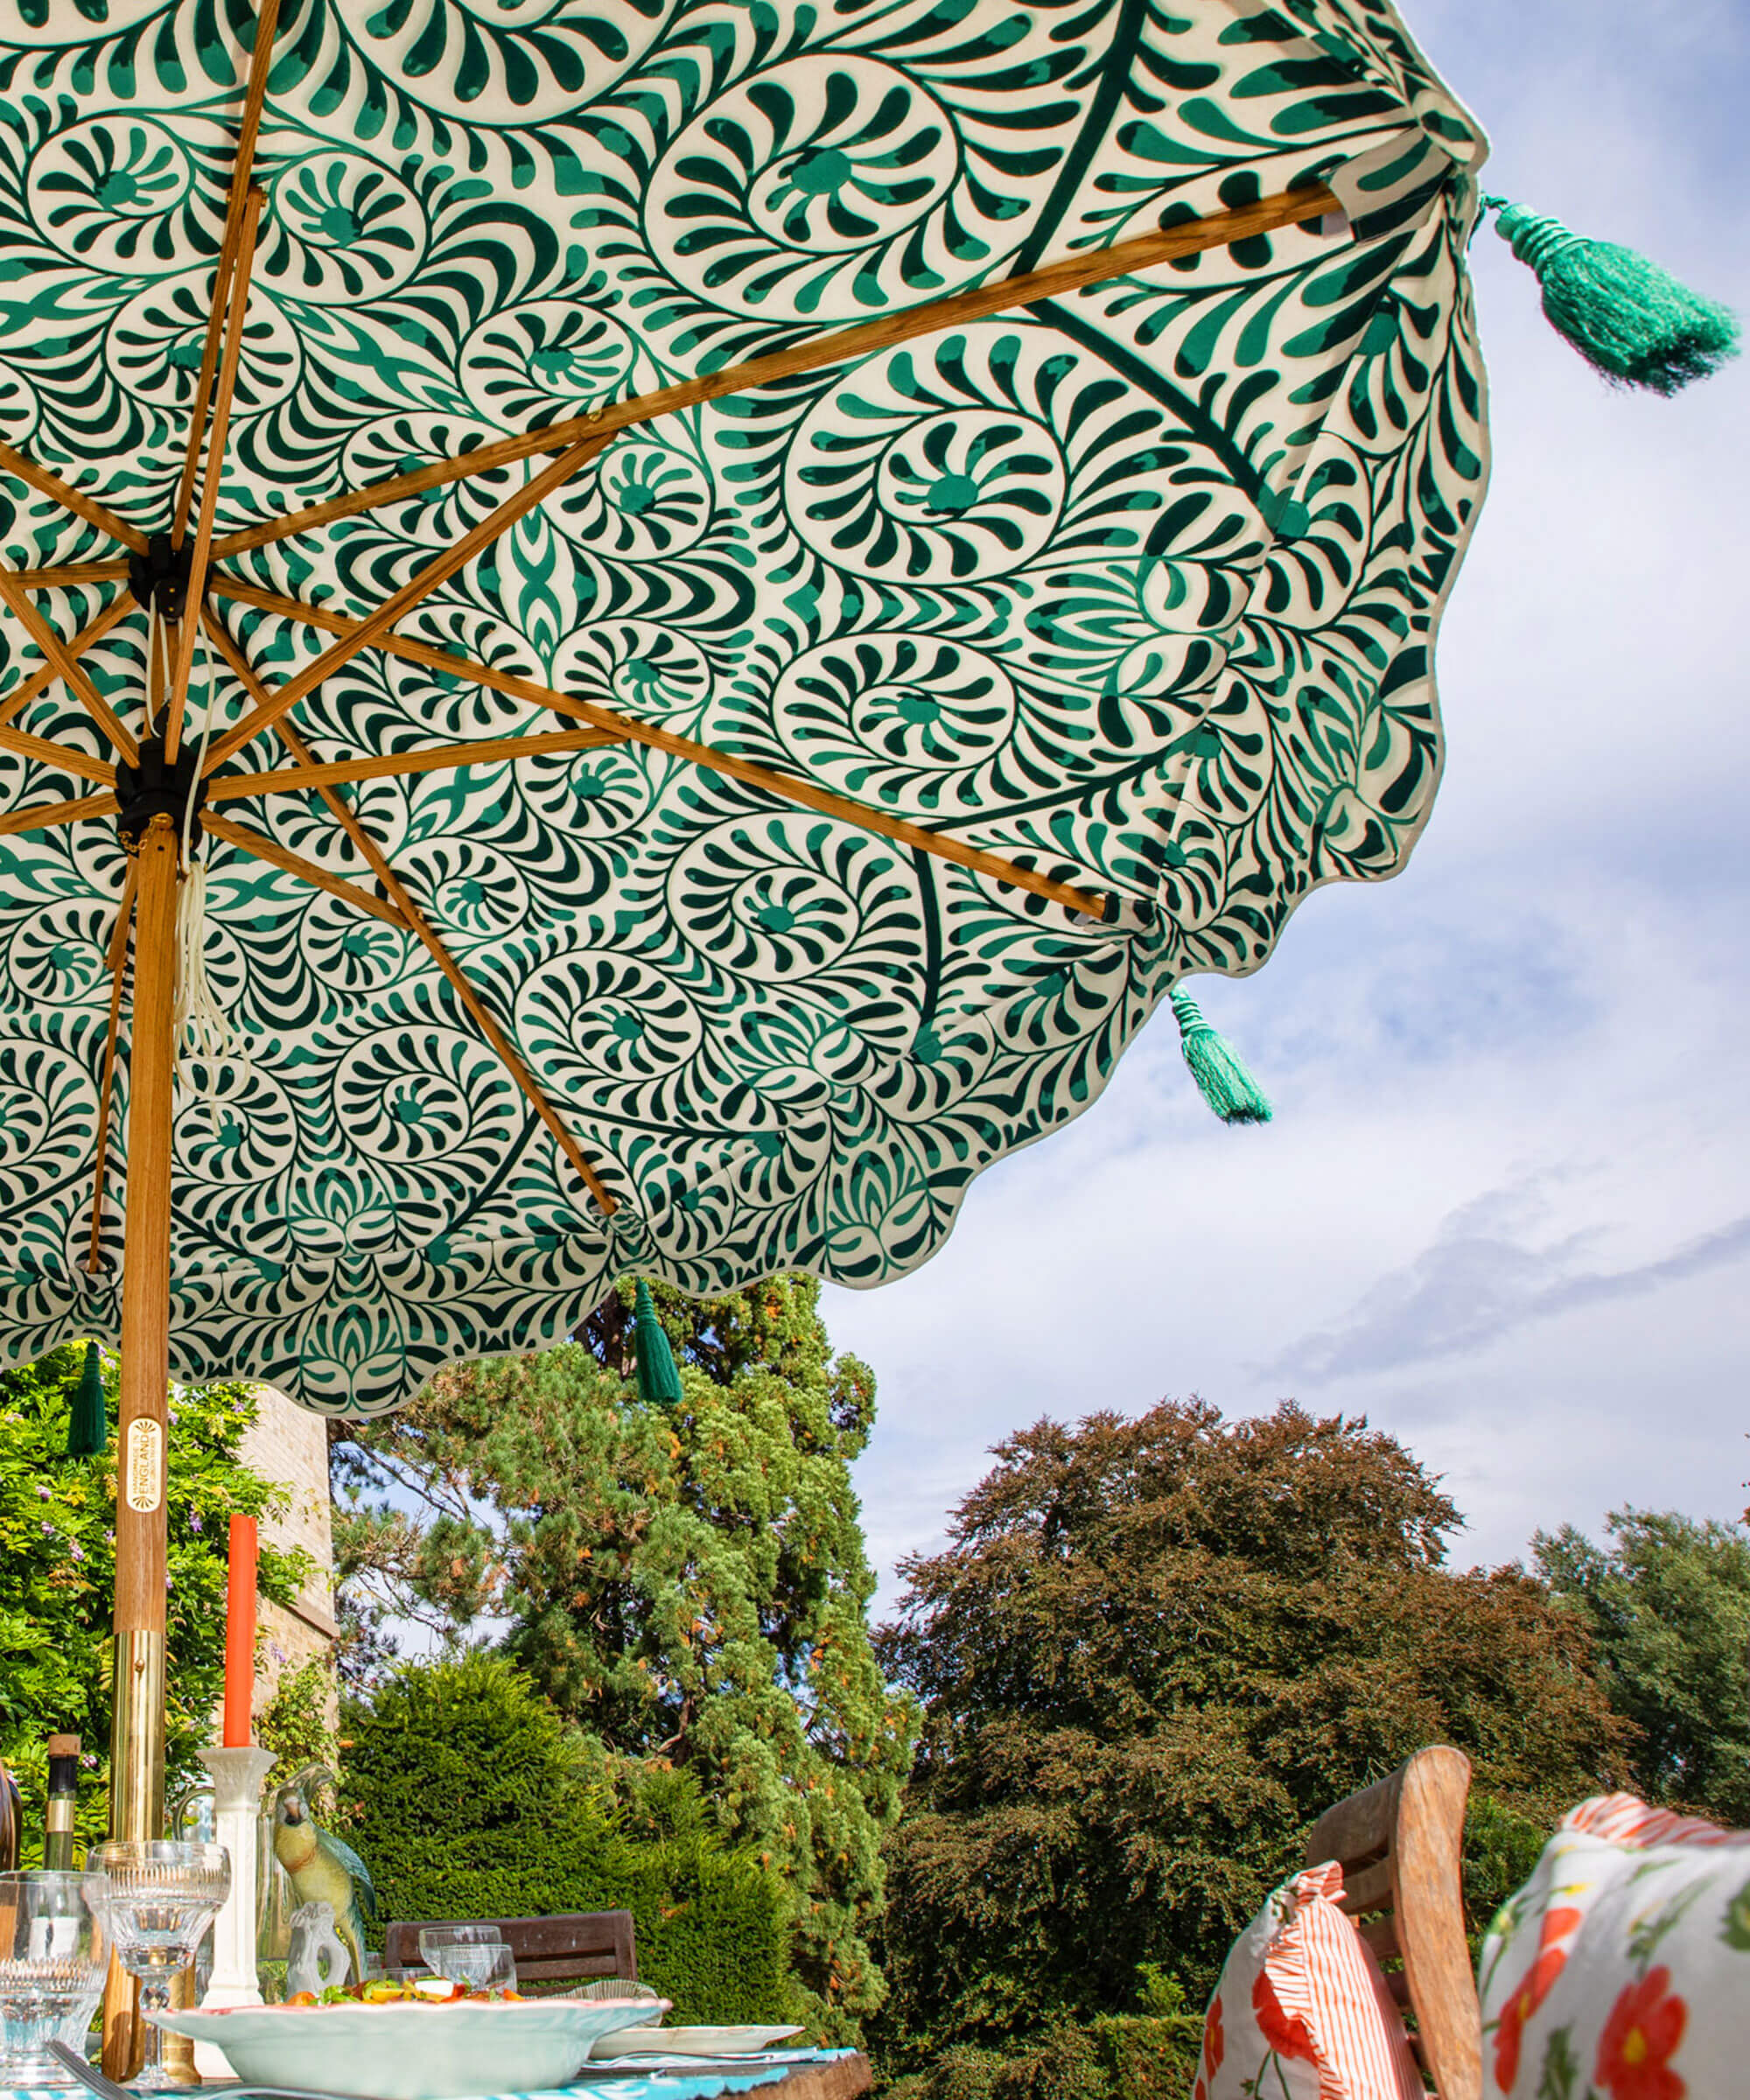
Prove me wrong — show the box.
[48,2038,378,2100]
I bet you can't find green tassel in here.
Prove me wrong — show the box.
[1171,989,1272,1126]
[66,1340,107,1459]
[633,1279,683,1407]
[1482,193,1740,396]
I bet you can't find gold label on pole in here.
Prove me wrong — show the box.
[123,1418,163,1513]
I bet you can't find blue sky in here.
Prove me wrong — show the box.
[826,0,1750,1611]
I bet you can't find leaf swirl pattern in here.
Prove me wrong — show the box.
[0,0,1487,1410]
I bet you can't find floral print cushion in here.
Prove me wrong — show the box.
[1478,1793,1750,2099]
[1196,1862,1423,2100]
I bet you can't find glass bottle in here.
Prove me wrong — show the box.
[42,1735,80,1872]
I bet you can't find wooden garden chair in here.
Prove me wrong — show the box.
[1305,1746,1482,2100]
[382,1908,638,1987]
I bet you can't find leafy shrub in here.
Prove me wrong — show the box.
[0,1347,304,1852]
[341,1653,796,2026]
[884,2017,1198,2100]
[258,1656,339,1792]
[1462,1793,1555,1958]
[1088,2016,1201,2100]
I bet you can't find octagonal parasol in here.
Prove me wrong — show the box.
[0,0,1500,1986]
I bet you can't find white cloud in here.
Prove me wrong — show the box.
[1267,1189,1750,1382]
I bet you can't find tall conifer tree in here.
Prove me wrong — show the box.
[332,1277,916,2038]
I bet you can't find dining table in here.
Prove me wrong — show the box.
[568,2052,872,2100]
[2,2049,874,2100]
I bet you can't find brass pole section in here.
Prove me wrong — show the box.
[102,812,180,2081]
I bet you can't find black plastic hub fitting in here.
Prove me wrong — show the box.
[116,733,206,851]
[127,533,193,623]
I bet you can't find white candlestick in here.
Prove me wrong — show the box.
[193,1745,278,2080]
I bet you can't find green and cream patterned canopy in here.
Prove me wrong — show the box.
[0,0,1488,1413]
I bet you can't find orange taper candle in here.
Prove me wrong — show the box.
[221,1513,258,1747]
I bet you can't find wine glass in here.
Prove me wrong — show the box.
[83,1840,229,2092]
[577,1978,662,2023]
[416,1924,516,1992]
[0,1870,109,2088]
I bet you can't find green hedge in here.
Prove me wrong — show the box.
[881,2019,1200,2100]
[342,1653,793,2026]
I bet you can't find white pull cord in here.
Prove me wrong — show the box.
[174,617,241,1093]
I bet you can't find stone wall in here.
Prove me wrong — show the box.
[238,1386,337,1720]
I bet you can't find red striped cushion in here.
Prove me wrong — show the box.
[1200,1864,1423,2100]
[1564,1790,1750,1850]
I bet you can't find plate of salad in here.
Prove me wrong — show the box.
[151,1982,669,2098]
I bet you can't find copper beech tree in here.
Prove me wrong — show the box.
[330,1275,915,2040]
[872,1400,1625,2062]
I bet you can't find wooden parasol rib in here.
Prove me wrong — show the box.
[0,791,118,836]
[211,572,612,700]
[201,434,612,772]
[85,864,137,1275]
[203,612,618,1213]
[0,572,139,764]
[0,594,135,729]
[210,181,1338,561]
[12,563,133,587]
[164,186,264,763]
[200,811,415,929]
[170,0,283,547]
[206,577,1110,918]
[0,718,116,786]
[206,727,618,797]
[0,443,146,554]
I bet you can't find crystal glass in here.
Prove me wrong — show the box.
[84,1840,229,2091]
[0,1870,108,2088]
[576,1978,662,2021]
[416,1924,515,1992]
[165,1777,218,1998]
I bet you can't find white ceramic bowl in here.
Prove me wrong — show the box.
[151,1995,669,2098]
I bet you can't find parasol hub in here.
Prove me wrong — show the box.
[127,532,194,624]
[116,734,207,855]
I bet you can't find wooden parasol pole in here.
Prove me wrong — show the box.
[101,811,181,2079]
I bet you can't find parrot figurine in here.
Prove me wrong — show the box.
[272,1783,377,1987]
